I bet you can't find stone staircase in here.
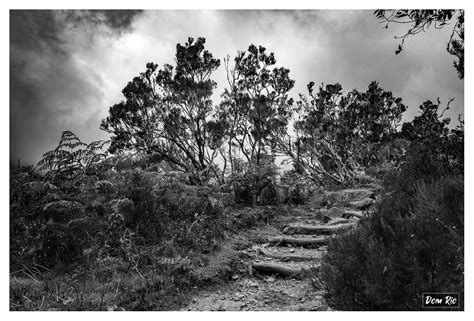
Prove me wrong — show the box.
[245,185,380,279]
[183,184,381,311]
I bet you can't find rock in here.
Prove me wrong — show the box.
[326,217,352,225]
[283,223,356,235]
[322,216,332,223]
[342,210,364,219]
[232,274,239,280]
[349,198,375,210]
[252,261,303,277]
[326,207,345,218]
[243,279,258,287]
[265,276,275,283]
[248,263,253,276]
[324,188,375,206]
[268,236,328,248]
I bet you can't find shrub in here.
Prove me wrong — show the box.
[279,170,315,204]
[319,106,463,310]
[230,163,279,206]
[320,175,463,310]
[108,169,227,253]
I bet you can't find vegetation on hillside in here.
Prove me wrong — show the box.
[10,10,464,311]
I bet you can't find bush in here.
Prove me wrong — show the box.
[280,170,315,204]
[320,175,463,310]
[230,163,279,206]
[107,169,227,253]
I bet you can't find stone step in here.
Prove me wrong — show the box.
[341,210,364,219]
[348,198,375,210]
[251,260,320,278]
[268,235,328,248]
[257,246,325,262]
[283,222,357,235]
[325,217,354,225]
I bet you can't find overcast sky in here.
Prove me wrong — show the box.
[10,10,464,166]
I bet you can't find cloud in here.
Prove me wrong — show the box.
[10,10,463,166]
[10,10,143,165]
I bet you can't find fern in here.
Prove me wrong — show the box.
[37,131,109,180]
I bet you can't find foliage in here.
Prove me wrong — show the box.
[37,131,108,181]
[11,35,465,311]
[100,37,224,184]
[387,99,464,208]
[320,100,464,310]
[374,9,464,78]
[279,81,406,185]
[279,170,315,205]
[112,169,227,252]
[229,160,279,206]
[218,44,294,172]
[321,175,463,310]
[10,163,229,310]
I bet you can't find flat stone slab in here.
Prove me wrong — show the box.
[258,247,325,261]
[342,210,364,219]
[268,235,329,248]
[283,222,357,235]
[325,217,354,225]
[251,261,319,277]
[324,188,375,207]
[349,198,375,210]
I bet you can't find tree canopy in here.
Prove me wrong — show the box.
[101,37,224,183]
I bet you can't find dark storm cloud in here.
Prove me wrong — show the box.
[10,10,143,165]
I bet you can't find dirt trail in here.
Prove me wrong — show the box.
[182,186,380,311]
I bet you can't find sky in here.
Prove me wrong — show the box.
[10,10,464,166]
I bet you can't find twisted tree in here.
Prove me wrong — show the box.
[277,81,406,185]
[218,44,295,171]
[101,37,225,184]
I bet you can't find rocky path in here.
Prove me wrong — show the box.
[182,185,380,311]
